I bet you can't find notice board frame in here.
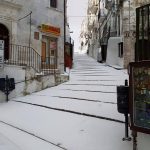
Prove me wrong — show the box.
[129,61,150,134]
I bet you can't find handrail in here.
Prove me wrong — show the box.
[4,44,56,75]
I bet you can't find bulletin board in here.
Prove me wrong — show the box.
[129,61,150,134]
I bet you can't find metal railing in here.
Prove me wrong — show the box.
[4,44,57,75]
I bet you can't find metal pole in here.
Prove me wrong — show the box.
[5,75,9,102]
[29,11,32,66]
[132,131,137,150]
[125,114,129,138]
[128,0,130,31]
[123,113,131,141]
[123,79,132,141]
[29,11,32,48]
[64,0,66,71]
[99,0,101,45]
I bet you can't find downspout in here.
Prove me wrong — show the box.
[99,0,101,46]
[128,0,130,31]
[64,0,66,71]
[114,0,118,35]
[29,11,32,48]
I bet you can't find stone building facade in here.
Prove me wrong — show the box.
[0,0,67,101]
[84,1,150,149]
[79,18,89,54]
[83,0,150,68]
[123,0,150,68]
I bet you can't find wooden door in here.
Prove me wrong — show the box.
[42,41,46,62]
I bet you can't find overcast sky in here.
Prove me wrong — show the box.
[67,0,88,51]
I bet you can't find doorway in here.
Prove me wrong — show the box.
[41,36,57,69]
[49,38,57,68]
[0,23,9,60]
[42,41,46,62]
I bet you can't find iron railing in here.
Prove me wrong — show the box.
[4,44,57,75]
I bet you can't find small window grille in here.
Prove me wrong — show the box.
[118,42,123,58]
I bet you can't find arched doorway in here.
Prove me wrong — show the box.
[0,23,9,60]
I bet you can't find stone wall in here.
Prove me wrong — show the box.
[0,65,55,102]
[122,0,136,68]
[122,0,150,68]
[123,35,136,68]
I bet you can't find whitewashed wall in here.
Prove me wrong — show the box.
[106,37,123,68]
[0,65,55,102]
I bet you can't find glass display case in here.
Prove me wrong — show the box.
[129,61,150,134]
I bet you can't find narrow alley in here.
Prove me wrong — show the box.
[0,53,132,150]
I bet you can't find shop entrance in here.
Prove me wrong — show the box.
[0,23,9,60]
[41,36,57,69]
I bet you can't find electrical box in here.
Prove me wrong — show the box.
[117,86,129,114]
[129,61,150,134]
[0,40,4,69]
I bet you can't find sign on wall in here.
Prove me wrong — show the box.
[50,41,57,49]
[41,24,60,36]
[129,61,150,134]
[34,32,39,40]
[0,40,4,69]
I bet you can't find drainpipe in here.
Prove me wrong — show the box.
[64,0,66,71]
[114,0,118,34]
[128,0,131,31]
[29,11,32,48]
[98,0,101,46]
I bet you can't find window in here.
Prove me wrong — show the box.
[118,42,123,58]
[50,0,57,8]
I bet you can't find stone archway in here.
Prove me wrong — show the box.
[0,23,9,60]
